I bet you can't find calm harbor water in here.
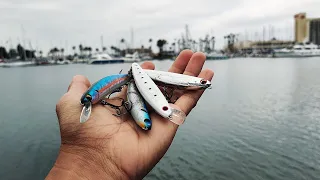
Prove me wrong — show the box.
[1,58,320,180]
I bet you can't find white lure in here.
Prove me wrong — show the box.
[131,63,172,118]
[144,70,211,90]
[127,81,152,130]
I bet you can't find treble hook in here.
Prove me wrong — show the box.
[101,97,131,117]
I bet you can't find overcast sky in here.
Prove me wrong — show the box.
[1,0,320,53]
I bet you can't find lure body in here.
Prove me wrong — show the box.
[127,81,152,130]
[81,74,130,105]
[80,74,131,123]
[144,70,211,89]
[131,63,172,118]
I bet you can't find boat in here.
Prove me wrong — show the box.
[205,52,229,60]
[88,53,124,64]
[57,59,71,65]
[1,61,36,68]
[123,52,141,62]
[273,42,320,58]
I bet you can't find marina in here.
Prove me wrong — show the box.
[1,57,320,180]
[1,1,320,178]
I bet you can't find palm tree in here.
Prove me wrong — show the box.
[79,44,83,56]
[157,39,167,54]
[96,48,99,53]
[88,47,92,55]
[60,48,65,57]
[120,38,126,50]
[102,47,107,52]
[171,42,176,53]
[72,46,76,56]
[149,38,153,50]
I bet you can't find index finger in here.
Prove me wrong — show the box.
[67,75,91,96]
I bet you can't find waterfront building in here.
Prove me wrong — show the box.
[295,13,320,44]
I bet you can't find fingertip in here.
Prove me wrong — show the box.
[141,61,155,70]
[68,75,91,93]
[169,49,194,73]
[192,52,206,61]
[72,75,91,87]
[179,49,194,56]
[201,69,214,80]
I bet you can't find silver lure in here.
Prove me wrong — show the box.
[144,70,211,90]
[127,81,152,130]
[131,63,172,118]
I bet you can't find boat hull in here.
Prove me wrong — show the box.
[89,59,124,64]
[206,56,229,60]
[273,52,320,58]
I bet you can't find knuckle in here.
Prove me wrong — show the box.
[56,93,71,113]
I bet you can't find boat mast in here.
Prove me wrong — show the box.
[100,35,104,52]
[21,25,27,61]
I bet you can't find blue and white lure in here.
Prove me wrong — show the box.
[79,63,212,130]
[80,74,131,123]
[127,80,152,130]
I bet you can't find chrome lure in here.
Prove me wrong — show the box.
[144,70,211,90]
[80,74,131,123]
[127,81,152,130]
[131,63,172,118]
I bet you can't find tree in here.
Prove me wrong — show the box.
[96,48,99,52]
[88,47,92,55]
[0,47,9,59]
[149,38,153,50]
[102,47,107,52]
[9,49,18,59]
[79,44,83,56]
[17,44,26,60]
[60,48,65,57]
[156,39,167,54]
[120,39,126,50]
[72,46,76,55]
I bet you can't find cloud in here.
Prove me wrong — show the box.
[0,0,319,53]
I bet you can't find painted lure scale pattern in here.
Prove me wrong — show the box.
[80,74,131,123]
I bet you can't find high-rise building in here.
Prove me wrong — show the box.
[295,13,308,43]
[294,13,320,44]
[309,18,320,45]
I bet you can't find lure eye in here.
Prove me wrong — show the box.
[200,79,207,85]
[162,106,169,111]
[86,94,92,101]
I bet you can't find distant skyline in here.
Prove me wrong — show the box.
[1,0,320,54]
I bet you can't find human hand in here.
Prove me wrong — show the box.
[46,50,214,180]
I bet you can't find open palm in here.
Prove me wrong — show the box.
[50,50,214,180]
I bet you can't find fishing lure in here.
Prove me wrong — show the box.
[127,80,152,130]
[80,74,131,123]
[131,63,172,118]
[144,70,211,90]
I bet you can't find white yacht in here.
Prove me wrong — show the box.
[1,61,36,68]
[123,52,141,63]
[88,53,124,64]
[273,43,320,58]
